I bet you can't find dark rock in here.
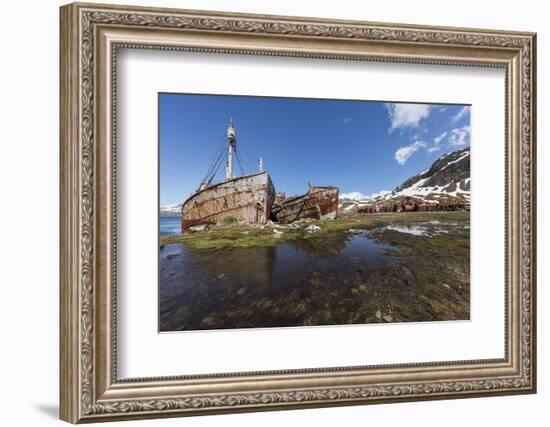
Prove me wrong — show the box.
[394,148,470,192]
[400,266,415,286]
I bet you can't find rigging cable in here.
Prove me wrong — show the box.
[238,146,255,174]
[199,133,226,186]
[207,149,226,183]
[206,142,226,181]
[235,141,256,175]
[234,148,247,176]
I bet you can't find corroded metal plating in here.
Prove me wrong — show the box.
[181,172,275,231]
[272,186,339,224]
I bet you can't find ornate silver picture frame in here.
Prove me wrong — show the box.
[60,2,536,423]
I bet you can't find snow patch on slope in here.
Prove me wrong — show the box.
[339,148,470,211]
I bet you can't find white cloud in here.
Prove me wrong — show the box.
[394,139,427,165]
[343,118,353,124]
[340,191,368,200]
[368,190,391,199]
[451,106,470,123]
[340,190,391,201]
[433,131,447,144]
[386,103,432,132]
[448,125,471,147]
[427,131,448,152]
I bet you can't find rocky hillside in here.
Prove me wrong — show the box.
[340,148,470,211]
[394,148,470,195]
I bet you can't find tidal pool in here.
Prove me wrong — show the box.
[159,231,397,331]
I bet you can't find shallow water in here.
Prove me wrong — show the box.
[159,231,397,331]
[160,216,181,236]
[382,221,463,237]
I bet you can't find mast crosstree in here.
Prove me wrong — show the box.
[198,118,259,191]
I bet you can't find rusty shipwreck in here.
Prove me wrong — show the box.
[180,119,339,231]
[271,186,339,224]
[181,119,275,231]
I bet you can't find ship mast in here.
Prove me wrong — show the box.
[226,118,236,179]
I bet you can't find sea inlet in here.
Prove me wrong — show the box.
[159,212,470,331]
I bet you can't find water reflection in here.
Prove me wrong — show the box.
[159,232,397,331]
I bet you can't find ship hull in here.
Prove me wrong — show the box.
[181,172,275,232]
[272,186,339,224]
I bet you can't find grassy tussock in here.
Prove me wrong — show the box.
[160,212,469,251]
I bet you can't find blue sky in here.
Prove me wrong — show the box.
[159,93,470,206]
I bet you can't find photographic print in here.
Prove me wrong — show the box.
[159,94,471,332]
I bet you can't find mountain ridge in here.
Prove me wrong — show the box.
[160,203,182,217]
[394,148,470,194]
[339,147,470,212]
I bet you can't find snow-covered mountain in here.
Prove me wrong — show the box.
[393,148,470,198]
[160,203,182,217]
[340,148,470,212]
